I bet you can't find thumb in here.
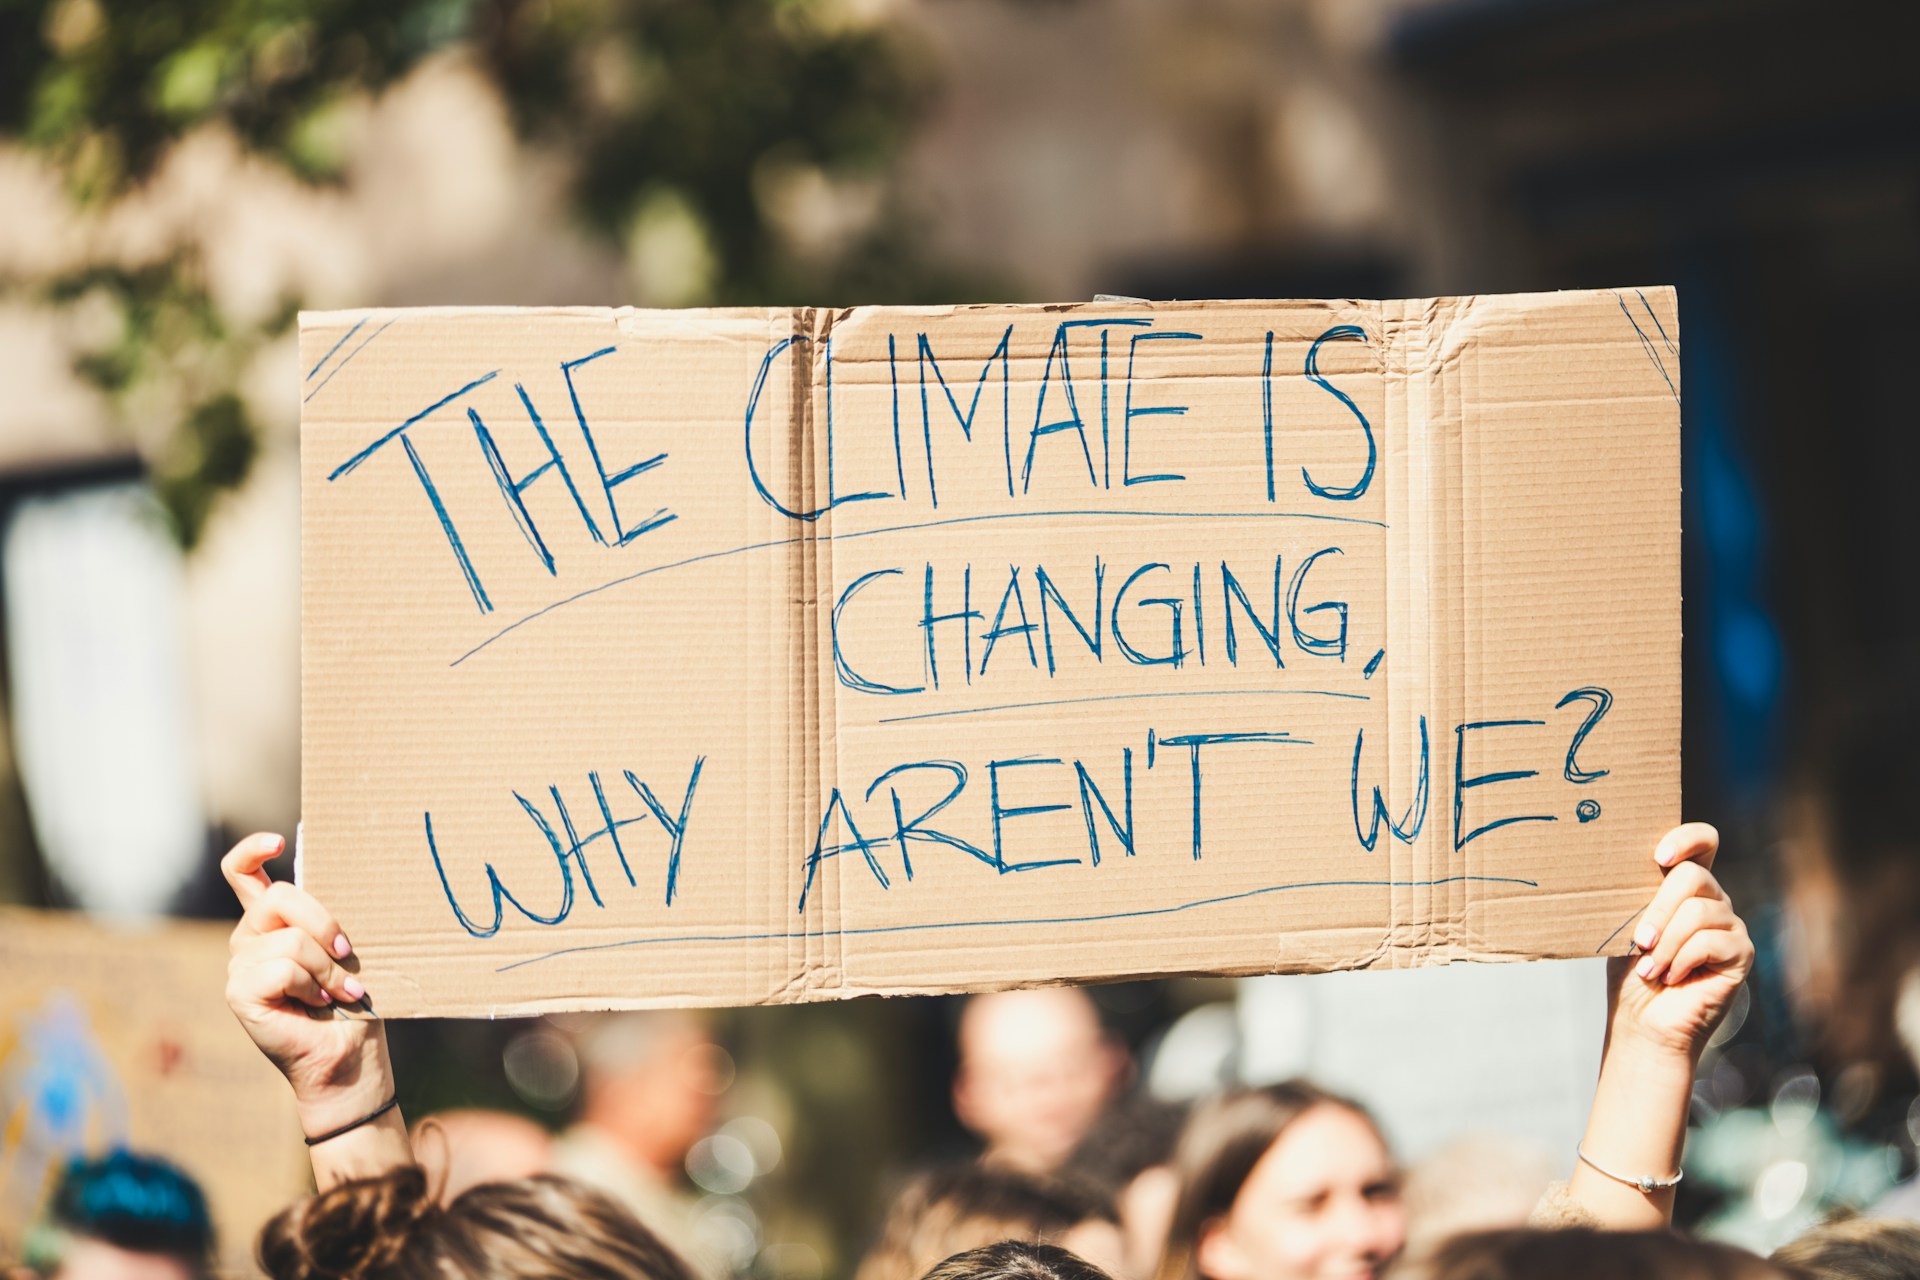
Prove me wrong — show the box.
[220,832,286,908]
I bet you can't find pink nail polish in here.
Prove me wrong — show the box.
[333,933,352,959]
[1633,924,1658,951]
[318,990,333,1004]
[1636,957,1658,980]
[343,976,366,1001]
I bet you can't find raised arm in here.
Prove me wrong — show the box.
[223,832,413,1190]
[1564,822,1753,1229]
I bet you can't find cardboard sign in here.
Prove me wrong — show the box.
[0,909,308,1270]
[300,289,1680,1018]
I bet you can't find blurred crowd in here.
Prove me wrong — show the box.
[18,949,1920,1280]
[14,816,1920,1280]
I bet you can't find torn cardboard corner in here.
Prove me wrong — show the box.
[299,288,1681,1018]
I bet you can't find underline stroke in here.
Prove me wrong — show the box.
[493,873,1539,973]
[875,688,1369,723]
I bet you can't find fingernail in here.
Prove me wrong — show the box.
[332,933,352,959]
[1655,844,1676,866]
[1636,957,1658,980]
[318,990,333,1005]
[343,976,366,1002]
[1633,923,1658,951]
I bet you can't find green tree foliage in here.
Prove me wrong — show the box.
[0,0,940,544]
[472,0,930,301]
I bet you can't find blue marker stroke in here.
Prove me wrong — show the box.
[307,316,367,381]
[1453,719,1557,850]
[1614,292,1680,407]
[875,687,1367,726]
[989,756,1082,873]
[833,568,925,696]
[1154,731,1312,861]
[1302,325,1375,501]
[329,370,500,481]
[1555,686,1614,783]
[863,760,985,882]
[1351,715,1429,852]
[305,318,397,404]
[497,872,1541,973]
[449,507,1388,668]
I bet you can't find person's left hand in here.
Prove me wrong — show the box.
[1608,822,1753,1059]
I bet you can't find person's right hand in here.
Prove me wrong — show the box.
[223,833,388,1128]
[1610,822,1753,1060]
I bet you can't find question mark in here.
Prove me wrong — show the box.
[1556,688,1614,807]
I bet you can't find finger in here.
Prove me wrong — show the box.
[252,928,365,1004]
[1630,860,1724,954]
[235,881,353,966]
[1638,895,1735,983]
[1665,919,1753,987]
[221,833,287,908]
[230,954,333,1012]
[1654,822,1719,870]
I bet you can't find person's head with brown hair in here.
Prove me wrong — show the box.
[256,1164,697,1280]
[1156,1081,1402,1280]
[858,1164,1121,1280]
[1419,1228,1796,1280]
[920,1241,1115,1280]
[1771,1213,1920,1280]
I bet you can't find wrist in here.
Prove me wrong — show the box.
[1583,1023,1696,1174]
[291,1074,393,1136]
[306,1104,412,1191]
[288,1033,397,1136]
[1604,1013,1709,1074]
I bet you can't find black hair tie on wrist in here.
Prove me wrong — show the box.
[304,1095,400,1146]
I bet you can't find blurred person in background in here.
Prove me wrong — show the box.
[549,1010,728,1276]
[1155,1080,1402,1280]
[410,1109,553,1203]
[857,1163,1122,1280]
[1395,1136,1557,1270]
[1769,1213,1920,1279]
[1061,1097,1189,1280]
[1415,1228,1793,1280]
[1154,825,1751,1280]
[16,1151,213,1280]
[954,990,1130,1177]
[919,1241,1116,1280]
[1878,967,1920,1223]
[1781,687,1920,1227]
